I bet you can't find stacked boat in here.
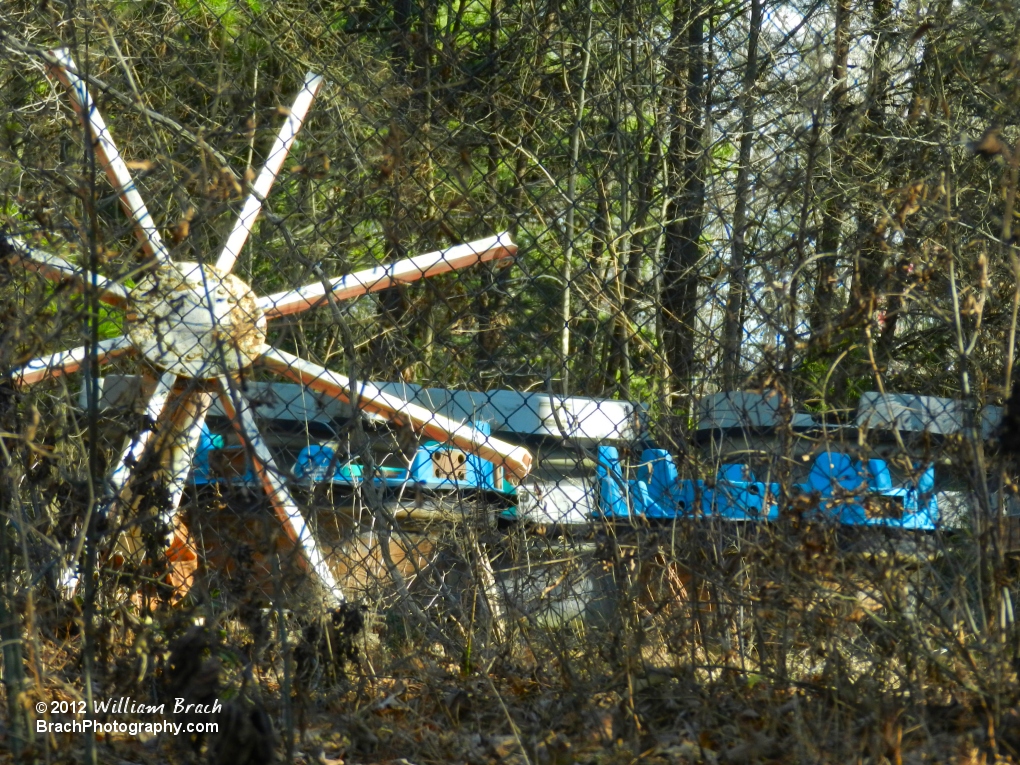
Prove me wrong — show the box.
[83,377,1001,533]
[591,391,1002,532]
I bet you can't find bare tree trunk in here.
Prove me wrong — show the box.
[617,135,663,398]
[877,0,952,359]
[0,467,28,757]
[849,0,892,311]
[477,0,553,378]
[661,0,708,392]
[374,0,417,375]
[828,0,892,402]
[609,14,664,399]
[594,180,616,394]
[478,0,507,373]
[377,0,440,377]
[720,0,763,386]
[786,119,823,374]
[808,0,851,339]
[562,4,594,396]
[605,22,631,394]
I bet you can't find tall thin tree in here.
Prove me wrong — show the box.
[721,0,764,386]
[662,0,709,394]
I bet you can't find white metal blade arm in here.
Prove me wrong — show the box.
[259,347,533,480]
[259,233,517,319]
[59,371,179,598]
[12,336,133,387]
[48,49,171,264]
[106,371,178,501]
[215,377,345,605]
[3,235,128,307]
[215,72,324,274]
[161,388,215,532]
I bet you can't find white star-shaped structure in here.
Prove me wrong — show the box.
[5,50,533,605]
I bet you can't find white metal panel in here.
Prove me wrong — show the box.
[856,392,964,434]
[857,392,1002,439]
[516,478,596,525]
[698,391,816,430]
[80,377,643,441]
[371,385,644,441]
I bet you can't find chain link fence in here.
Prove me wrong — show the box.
[2,0,1020,760]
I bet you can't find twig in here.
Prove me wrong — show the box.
[0,31,240,180]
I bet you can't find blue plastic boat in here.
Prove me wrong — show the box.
[291,421,516,496]
[594,445,939,530]
[793,451,938,530]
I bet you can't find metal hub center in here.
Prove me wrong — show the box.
[127,262,266,379]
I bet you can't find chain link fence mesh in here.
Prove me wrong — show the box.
[2,0,1020,760]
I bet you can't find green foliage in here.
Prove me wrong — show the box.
[175,0,263,39]
[798,342,874,411]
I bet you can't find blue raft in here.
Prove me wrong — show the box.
[594,445,939,530]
